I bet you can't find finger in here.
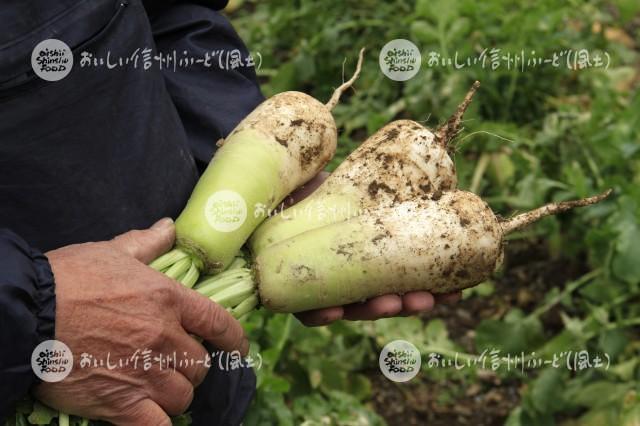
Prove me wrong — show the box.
[150,372,194,417]
[343,294,403,321]
[164,328,210,387]
[285,171,330,206]
[400,291,435,315]
[114,399,171,426]
[435,291,462,305]
[175,285,248,356]
[295,306,343,327]
[111,218,175,264]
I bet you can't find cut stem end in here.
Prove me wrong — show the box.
[435,80,481,147]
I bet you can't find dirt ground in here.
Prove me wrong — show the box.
[369,239,588,425]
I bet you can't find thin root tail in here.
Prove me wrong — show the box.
[500,189,613,234]
[325,48,365,111]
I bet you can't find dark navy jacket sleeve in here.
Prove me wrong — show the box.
[0,0,260,424]
[149,1,265,172]
[0,229,55,422]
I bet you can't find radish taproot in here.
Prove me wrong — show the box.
[249,81,480,255]
[149,49,365,280]
[213,189,611,314]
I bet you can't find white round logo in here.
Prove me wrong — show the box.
[31,39,73,81]
[379,339,421,382]
[205,190,247,232]
[379,39,421,81]
[31,340,74,382]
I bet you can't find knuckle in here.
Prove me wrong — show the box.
[113,399,160,426]
[112,232,141,255]
[155,374,193,416]
[192,365,209,387]
[206,304,231,338]
[176,382,194,413]
[158,229,174,249]
[152,281,177,306]
[132,322,168,350]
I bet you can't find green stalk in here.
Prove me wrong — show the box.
[529,269,601,319]
[226,257,247,270]
[210,280,256,309]
[164,257,192,281]
[179,262,200,288]
[197,267,251,287]
[236,312,251,322]
[231,294,259,318]
[59,412,69,426]
[149,248,189,271]
[195,270,252,297]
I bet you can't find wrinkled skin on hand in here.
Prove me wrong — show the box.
[36,219,248,426]
[288,172,462,327]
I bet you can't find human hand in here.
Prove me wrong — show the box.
[286,172,462,327]
[35,219,248,425]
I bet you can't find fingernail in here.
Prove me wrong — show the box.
[152,217,174,230]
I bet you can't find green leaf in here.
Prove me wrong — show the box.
[475,309,544,353]
[260,374,291,394]
[488,153,516,187]
[567,380,632,409]
[463,280,495,298]
[609,357,638,382]
[621,404,640,426]
[293,53,316,82]
[528,368,565,413]
[410,21,438,44]
[576,407,622,426]
[537,329,586,358]
[171,413,192,426]
[612,226,640,284]
[345,374,372,401]
[424,319,456,350]
[598,329,629,359]
[267,61,298,94]
[27,402,57,425]
[245,392,294,426]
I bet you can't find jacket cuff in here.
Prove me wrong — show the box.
[0,230,56,422]
[31,248,56,343]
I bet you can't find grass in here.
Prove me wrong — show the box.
[229,1,640,424]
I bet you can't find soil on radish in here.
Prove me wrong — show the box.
[368,240,588,426]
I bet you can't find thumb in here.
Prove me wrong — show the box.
[111,218,175,264]
[113,399,171,426]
